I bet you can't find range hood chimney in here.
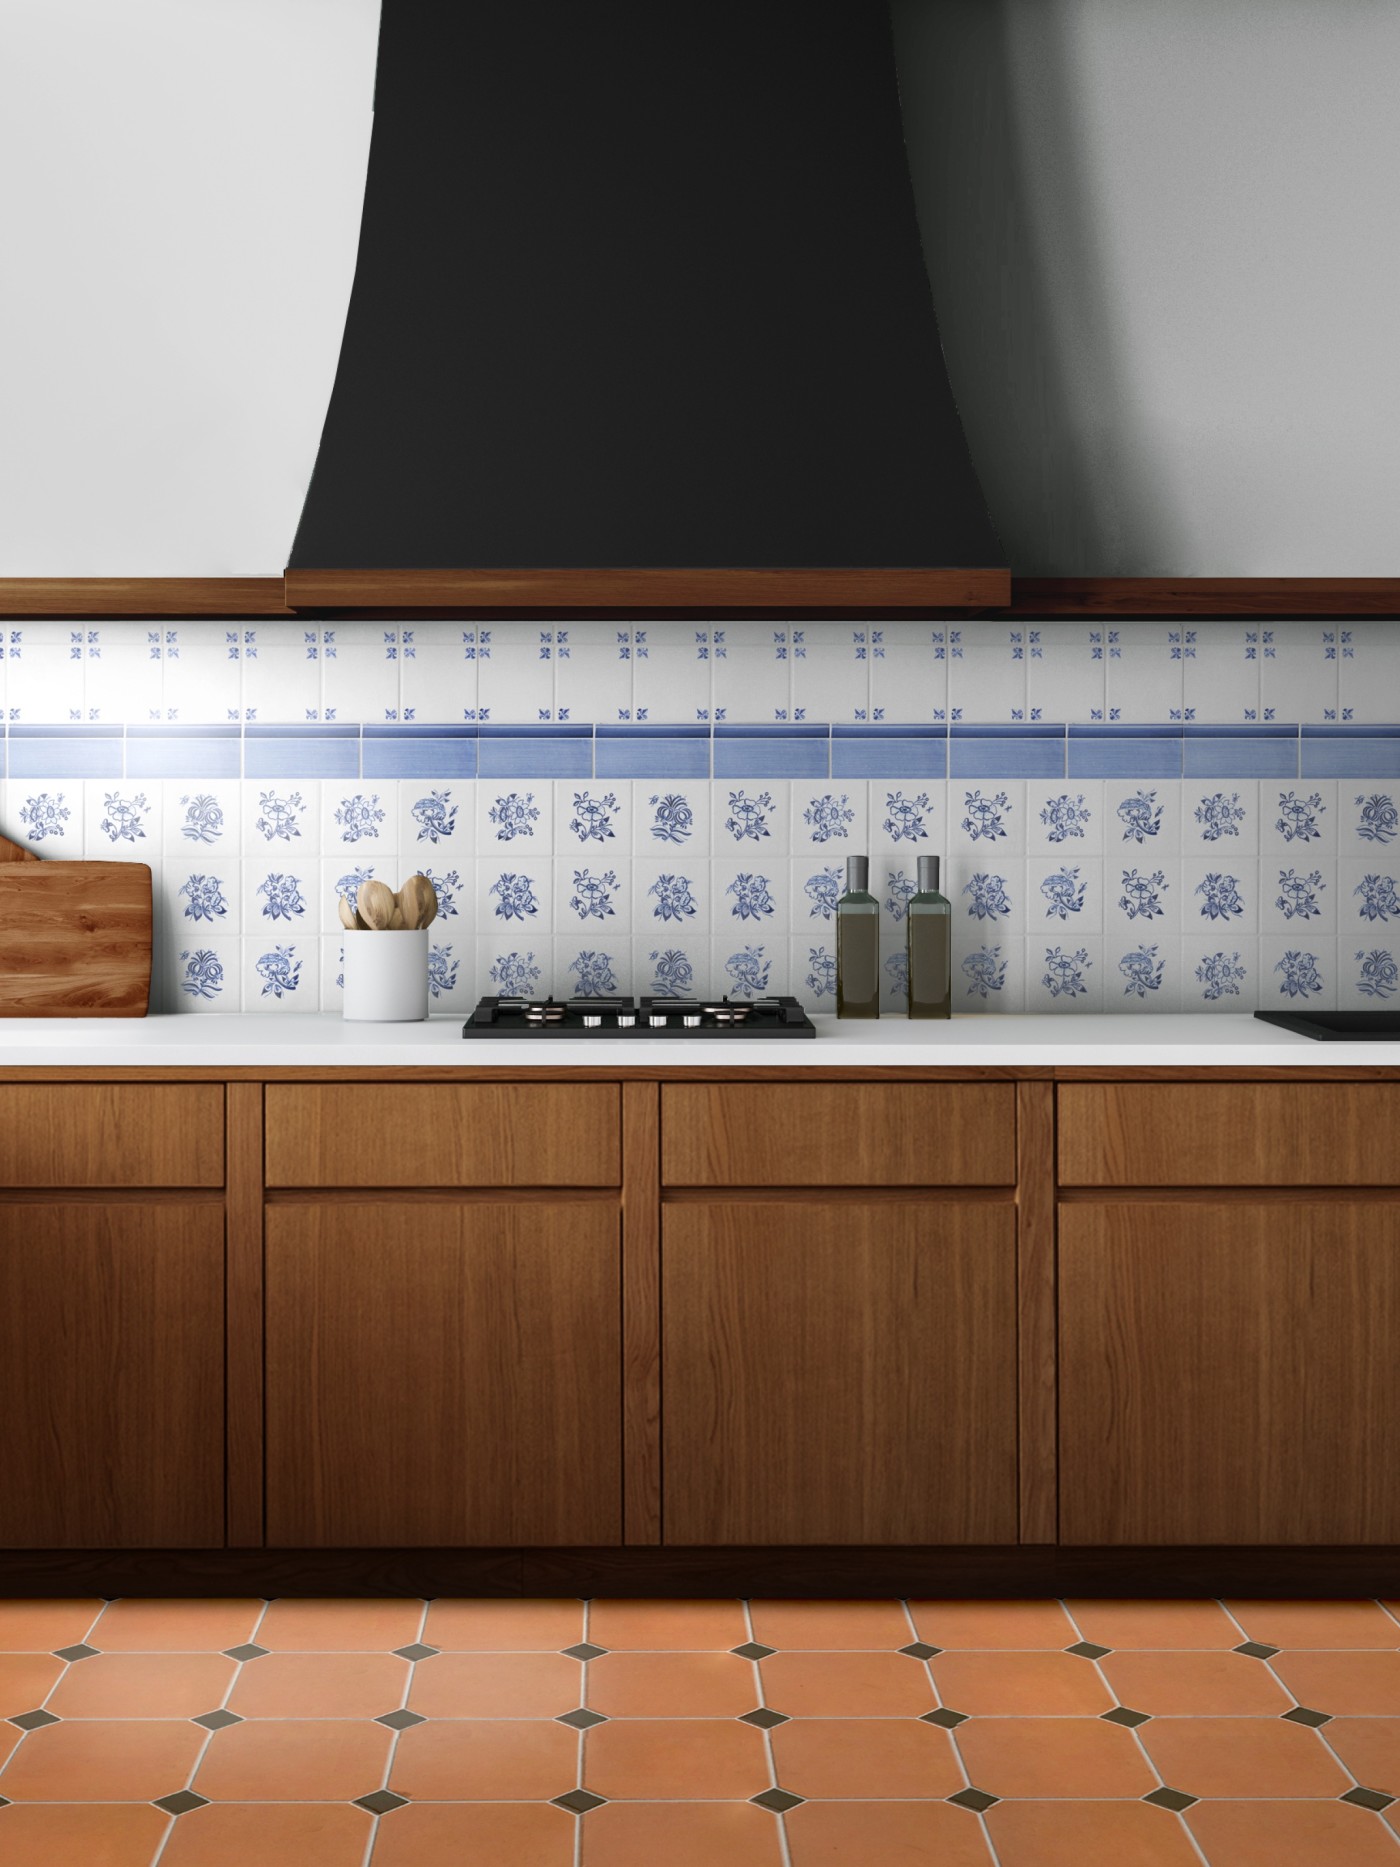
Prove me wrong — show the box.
[286,1,1007,611]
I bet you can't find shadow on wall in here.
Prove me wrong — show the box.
[891,0,1172,576]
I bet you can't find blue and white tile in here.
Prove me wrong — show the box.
[1339,624,1400,726]
[951,929,1025,1013]
[714,781,787,852]
[1025,781,1103,858]
[78,628,156,724]
[4,626,84,722]
[711,625,792,723]
[1181,857,1260,936]
[790,857,846,932]
[1337,860,1400,938]
[1182,624,1260,724]
[321,781,395,856]
[1346,786,1400,851]
[320,624,404,723]
[1028,856,1104,935]
[878,858,923,931]
[792,936,838,1010]
[240,628,322,723]
[476,937,548,1001]
[158,625,242,725]
[1102,624,1184,725]
[7,782,81,854]
[163,862,240,946]
[946,856,1025,940]
[633,861,706,940]
[1183,939,1257,1011]
[320,855,392,929]
[477,781,553,852]
[711,860,788,938]
[712,936,785,1000]
[634,938,708,1001]
[949,781,1024,859]
[552,623,633,723]
[1261,859,1336,937]
[554,857,627,933]
[417,858,471,935]
[868,624,948,724]
[1258,623,1338,724]
[553,936,632,999]
[1183,782,1259,855]
[246,936,317,1011]
[425,934,474,1012]
[790,625,872,723]
[244,860,317,938]
[169,937,242,1014]
[1108,937,1180,1013]
[164,781,241,858]
[632,631,713,723]
[947,627,1027,723]
[556,780,628,853]
[1258,935,1337,1010]
[476,623,557,722]
[83,780,160,857]
[791,781,866,853]
[478,857,552,935]
[320,936,347,1012]
[871,781,947,856]
[1105,781,1182,856]
[1105,859,1179,940]
[242,781,317,856]
[1337,938,1400,1008]
[1029,936,1104,1011]
[399,626,477,724]
[632,781,710,857]
[1024,623,1105,725]
[1259,781,1337,858]
[398,782,474,863]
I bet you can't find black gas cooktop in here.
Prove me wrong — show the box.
[1254,1010,1400,1041]
[463,994,817,1038]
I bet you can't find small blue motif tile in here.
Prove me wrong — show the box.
[711,861,787,936]
[1259,936,1335,1010]
[631,781,710,855]
[790,858,846,929]
[1181,857,1260,934]
[867,623,947,725]
[1186,939,1256,1010]
[634,862,705,932]
[477,937,546,1000]
[715,782,787,850]
[83,780,159,857]
[169,937,242,1014]
[246,937,315,1010]
[1183,783,1259,855]
[554,859,626,928]
[399,783,473,859]
[1260,782,1337,857]
[633,939,707,1000]
[164,783,240,858]
[243,781,317,856]
[1032,936,1104,1011]
[479,858,552,932]
[477,783,552,852]
[790,782,866,851]
[1261,861,1336,936]
[1028,857,1104,934]
[556,781,628,850]
[1337,938,1400,1006]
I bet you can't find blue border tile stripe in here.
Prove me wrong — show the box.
[127,724,241,780]
[596,724,709,780]
[244,724,360,780]
[478,724,592,780]
[951,724,1065,780]
[714,724,829,779]
[7,725,123,779]
[1182,725,1299,780]
[1301,725,1400,779]
[832,725,947,779]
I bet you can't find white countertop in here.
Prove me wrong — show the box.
[0,1012,1395,1069]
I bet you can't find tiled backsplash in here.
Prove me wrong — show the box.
[2,620,1398,1015]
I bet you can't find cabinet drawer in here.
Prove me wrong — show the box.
[661,1084,1015,1186]
[265,1084,619,1187]
[0,1084,223,1187]
[1059,1083,1399,1186]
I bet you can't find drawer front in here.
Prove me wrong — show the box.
[265,1083,620,1187]
[661,1083,1016,1186]
[1059,1083,1400,1187]
[0,1084,223,1187]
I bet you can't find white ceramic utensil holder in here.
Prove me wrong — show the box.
[341,928,430,1022]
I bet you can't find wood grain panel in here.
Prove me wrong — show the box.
[0,1202,225,1546]
[1059,1201,1400,1545]
[1010,577,1400,617]
[285,567,1012,611]
[621,1084,661,1545]
[662,1201,1018,1544]
[225,1085,264,1548]
[1059,1083,1400,1186]
[264,1083,619,1186]
[265,1202,621,1546]
[1016,1081,1057,1543]
[0,577,291,617]
[0,862,152,1017]
[0,1084,223,1186]
[661,1083,1015,1186]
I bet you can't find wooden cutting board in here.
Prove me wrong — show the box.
[0,832,152,1016]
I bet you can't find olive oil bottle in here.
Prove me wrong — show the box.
[836,855,880,1018]
[906,854,952,1019]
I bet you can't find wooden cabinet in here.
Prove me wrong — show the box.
[264,1201,622,1546]
[0,1083,223,1186]
[662,1200,1018,1544]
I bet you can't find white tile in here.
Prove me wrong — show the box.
[246,935,317,1011]
[400,627,477,724]
[872,782,948,854]
[1183,782,1259,855]
[633,861,707,942]
[1181,624,1260,724]
[1105,859,1179,940]
[162,860,240,946]
[1258,936,1337,1010]
[553,623,632,723]
[321,935,346,1011]
[1103,623,1184,724]
[554,936,632,999]
[711,859,788,938]
[1182,857,1260,936]
[793,935,838,1008]
[555,780,629,854]
[632,781,710,856]
[1258,624,1338,724]
[790,856,845,932]
[1336,938,1400,1007]
[634,938,708,1000]
[476,937,548,1000]
[1024,623,1106,725]
[1104,782,1182,857]
[1346,787,1400,852]
[83,780,160,857]
[241,627,321,723]
[1184,939,1257,1010]
[949,782,1024,858]
[946,856,1025,938]
[1259,781,1337,858]
[80,631,155,724]
[951,932,1024,1013]
[158,624,238,725]
[713,935,784,999]
[1337,860,1400,937]
[321,781,396,858]
[243,781,317,856]
[8,782,81,854]
[476,623,556,722]
[320,624,403,724]
[877,857,920,929]
[5,638,83,722]
[398,782,474,863]
[478,856,552,937]
[170,936,242,1013]
[714,781,787,852]
[1339,622,1400,724]
[1029,936,1105,1011]
[1028,856,1104,935]
[947,626,1026,723]
[1106,936,1180,1012]
[477,781,552,853]
[165,781,240,857]
[632,631,713,724]
[426,933,475,1011]
[1260,858,1337,937]
[416,857,473,935]
[554,857,628,934]
[790,781,866,854]
[1025,781,1103,858]
[869,624,947,724]
[712,627,792,723]
[791,625,872,724]
[243,858,318,938]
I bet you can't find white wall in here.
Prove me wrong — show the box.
[0,0,378,574]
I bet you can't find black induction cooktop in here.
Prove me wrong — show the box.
[1254,1010,1400,1041]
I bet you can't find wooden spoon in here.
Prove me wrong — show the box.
[337,894,368,932]
[357,878,397,930]
[399,873,438,929]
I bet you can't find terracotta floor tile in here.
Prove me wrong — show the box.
[157,1801,372,1867]
[1185,1798,1400,1867]
[748,1599,914,1650]
[408,1650,582,1718]
[91,1599,264,1653]
[956,1715,1158,1798]
[1065,1598,1240,1650]
[0,1600,103,1653]
[1099,1650,1291,1715]
[584,1718,770,1799]
[389,1717,578,1800]
[254,1597,424,1652]
[1140,1715,1350,1798]
[589,1598,748,1650]
[0,1718,204,1801]
[47,1653,236,1719]
[908,1600,1077,1651]
[1321,1717,1400,1793]
[193,1717,393,1800]
[928,1652,1112,1716]
[227,1652,408,1719]
[424,1597,585,1652]
[986,1799,1203,1867]
[770,1717,963,1799]
[581,1800,784,1867]
[760,1650,937,1718]
[0,1653,63,1719]
[373,1801,576,1867]
[587,1651,757,1718]
[1271,1651,1400,1716]
[0,1802,169,1867]
[786,1799,995,1867]
[1226,1599,1400,1650]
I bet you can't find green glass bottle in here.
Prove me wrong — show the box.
[836,855,880,1018]
[907,854,952,1019]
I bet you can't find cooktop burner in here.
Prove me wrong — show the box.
[462,994,817,1038]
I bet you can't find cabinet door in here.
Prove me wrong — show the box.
[265,1202,622,1546]
[662,1201,1017,1544]
[0,1203,225,1547]
[1060,1201,1400,1544]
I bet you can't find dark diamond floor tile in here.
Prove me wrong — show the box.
[1144,1787,1198,1813]
[732,1642,776,1661]
[1341,1788,1395,1812]
[1102,1706,1151,1728]
[563,1642,607,1661]
[377,1709,426,1731]
[393,1643,439,1661]
[154,1792,209,1817]
[1066,1640,1112,1660]
[9,1710,59,1732]
[900,1642,942,1660]
[740,1708,789,1729]
[752,1789,804,1814]
[922,1708,968,1730]
[53,1643,99,1662]
[557,1708,608,1730]
[192,1709,243,1732]
[354,1790,408,1815]
[949,1788,999,1813]
[1282,1706,1333,1728]
[553,1790,606,1814]
[224,1643,268,1662]
[1234,1641,1281,1660]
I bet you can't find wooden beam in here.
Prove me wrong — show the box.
[1016,1080,1057,1545]
[0,578,292,617]
[225,1083,265,1548]
[621,1082,662,1545]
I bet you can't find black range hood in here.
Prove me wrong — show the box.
[286,1,1007,610]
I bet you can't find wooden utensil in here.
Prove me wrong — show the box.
[357,879,397,930]
[337,894,366,932]
[399,873,438,929]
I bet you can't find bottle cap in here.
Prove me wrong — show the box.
[845,855,869,893]
[917,855,940,892]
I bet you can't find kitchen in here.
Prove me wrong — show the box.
[1,2,1398,1863]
